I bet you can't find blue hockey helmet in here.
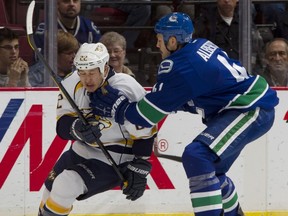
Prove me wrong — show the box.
[155,12,193,44]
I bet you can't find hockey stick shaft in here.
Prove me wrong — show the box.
[153,144,182,162]
[26,1,125,182]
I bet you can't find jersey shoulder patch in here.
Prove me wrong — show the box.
[158,60,173,75]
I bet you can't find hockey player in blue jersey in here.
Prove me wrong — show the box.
[89,12,279,216]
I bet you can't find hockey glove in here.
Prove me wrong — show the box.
[89,85,130,125]
[70,118,102,146]
[121,158,152,201]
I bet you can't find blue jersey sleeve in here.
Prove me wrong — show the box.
[125,39,279,126]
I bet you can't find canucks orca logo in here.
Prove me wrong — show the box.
[158,60,173,75]
[169,14,178,23]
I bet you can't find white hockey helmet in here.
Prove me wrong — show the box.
[74,42,109,74]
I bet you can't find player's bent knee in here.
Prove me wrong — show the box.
[182,141,217,163]
[50,170,87,204]
[182,141,218,176]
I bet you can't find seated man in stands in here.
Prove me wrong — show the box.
[29,30,79,87]
[34,0,101,53]
[99,31,135,78]
[0,27,30,87]
[193,0,264,73]
[258,38,288,86]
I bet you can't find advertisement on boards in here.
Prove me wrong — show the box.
[0,88,287,216]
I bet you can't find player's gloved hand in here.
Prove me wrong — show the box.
[70,118,102,146]
[121,158,152,201]
[89,85,130,125]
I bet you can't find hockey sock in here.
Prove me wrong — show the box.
[41,197,72,216]
[188,172,223,216]
[219,175,241,216]
[39,170,87,216]
[182,142,223,216]
[49,170,87,208]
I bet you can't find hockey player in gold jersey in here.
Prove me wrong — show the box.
[38,42,157,216]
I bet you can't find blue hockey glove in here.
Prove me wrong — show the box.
[70,118,102,146]
[121,158,152,201]
[89,85,130,125]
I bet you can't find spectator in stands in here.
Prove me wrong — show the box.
[154,0,195,22]
[253,3,286,43]
[29,30,79,87]
[273,4,288,40]
[258,38,288,86]
[99,31,135,78]
[193,0,264,73]
[0,27,30,87]
[254,3,286,25]
[34,0,101,53]
[108,0,151,49]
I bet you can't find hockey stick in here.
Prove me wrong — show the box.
[26,0,125,182]
[153,144,182,162]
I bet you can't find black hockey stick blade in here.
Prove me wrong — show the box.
[26,0,125,182]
